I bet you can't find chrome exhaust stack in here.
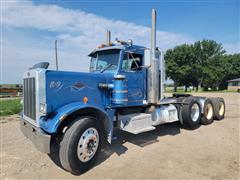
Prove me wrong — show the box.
[148,9,159,106]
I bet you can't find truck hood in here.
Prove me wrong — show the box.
[45,70,109,113]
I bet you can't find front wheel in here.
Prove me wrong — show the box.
[59,117,102,174]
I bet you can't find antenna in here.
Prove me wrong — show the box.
[55,40,59,71]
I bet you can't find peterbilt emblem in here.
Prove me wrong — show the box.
[27,72,30,76]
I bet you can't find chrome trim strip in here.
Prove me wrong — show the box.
[112,90,128,93]
[112,99,128,102]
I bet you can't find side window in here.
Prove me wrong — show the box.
[90,57,97,71]
[122,52,142,71]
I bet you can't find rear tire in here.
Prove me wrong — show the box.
[211,97,225,120]
[59,117,102,175]
[200,98,214,125]
[181,98,201,129]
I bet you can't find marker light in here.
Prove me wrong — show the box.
[40,103,47,114]
[83,96,88,104]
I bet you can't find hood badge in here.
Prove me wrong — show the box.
[73,82,85,90]
[68,82,94,92]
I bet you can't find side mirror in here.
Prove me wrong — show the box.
[144,49,151,67]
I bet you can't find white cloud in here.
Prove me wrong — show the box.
[4,0,234,84]
[2,29,91,83]
[2,1,195,46]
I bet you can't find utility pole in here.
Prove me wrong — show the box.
[55,40,59,70]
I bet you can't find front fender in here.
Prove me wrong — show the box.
[39,102,113,135]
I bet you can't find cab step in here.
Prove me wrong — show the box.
[119,113,155,134]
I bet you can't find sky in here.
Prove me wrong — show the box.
[1,0,239,84]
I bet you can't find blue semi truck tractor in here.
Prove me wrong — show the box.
[20,9,225,174]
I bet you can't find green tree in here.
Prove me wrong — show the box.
[201,55,227,90]
[165,39,227,92]
[219,54,240,90]
[165,44,194,92]
[192,40,226,90]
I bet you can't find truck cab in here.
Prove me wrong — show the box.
[89,43,149,107]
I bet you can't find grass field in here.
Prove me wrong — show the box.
[0,99,22,116]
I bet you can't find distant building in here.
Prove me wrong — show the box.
[0,84,23,97]
[227,78,240,92]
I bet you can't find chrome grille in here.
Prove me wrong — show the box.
[23,78,36,120]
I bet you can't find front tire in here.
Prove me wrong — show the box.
[59,117,102,174]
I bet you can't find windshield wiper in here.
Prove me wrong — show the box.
[101,64,113,73]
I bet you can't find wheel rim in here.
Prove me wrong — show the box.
[77,127,99,162]
[191,103,200,122]
[205,103,213,120]
[219,102,225,116]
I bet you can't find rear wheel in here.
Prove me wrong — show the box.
[181,98,201,129]
[200,99,214,125]
[211,97,225,120]
[59,117,102,174]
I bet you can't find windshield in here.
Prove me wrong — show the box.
[90,49,120,72]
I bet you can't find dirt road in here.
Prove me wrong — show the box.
[1,93,239,179]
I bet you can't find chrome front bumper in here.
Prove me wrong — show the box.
[20,118,51,154]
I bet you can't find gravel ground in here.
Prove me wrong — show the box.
[0,93,239,179]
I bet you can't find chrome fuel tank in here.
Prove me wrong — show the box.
[151,104,179,126]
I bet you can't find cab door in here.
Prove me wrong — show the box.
[121,52,146,106]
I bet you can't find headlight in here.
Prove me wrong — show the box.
[40,103,47,114]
